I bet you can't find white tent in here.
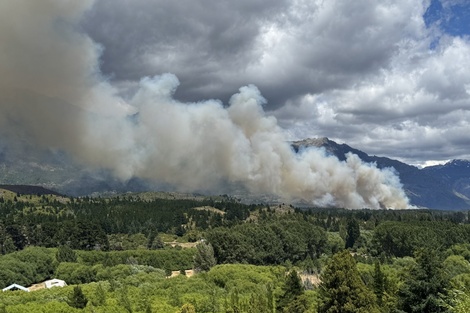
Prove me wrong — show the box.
[2,283,29,292]
[45,279,67,289]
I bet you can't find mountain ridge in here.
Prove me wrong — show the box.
[1,137,470,210]
[292,137,470,210]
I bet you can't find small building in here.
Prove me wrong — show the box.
[45,279,66,289]
[2,284,29,292]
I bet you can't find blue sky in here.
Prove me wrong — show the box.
[425,0,470,37]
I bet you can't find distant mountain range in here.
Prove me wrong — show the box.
[292,138,470,210]
[0,184,63,196]
[0,149,154,197]
[1,137,470,210]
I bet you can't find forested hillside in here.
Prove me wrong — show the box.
[2,189,470,312]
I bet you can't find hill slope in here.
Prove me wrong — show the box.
[0,185,63,196]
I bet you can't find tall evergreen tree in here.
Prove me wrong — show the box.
[397,248,450,313]
[345,218,360,249]
[318,250,379,313]
[373,260,386,306]
[68,286,88,309]
[276,270,304,312]
[193,241,216,272]
[56,245,77,263]
[1,235,16,255]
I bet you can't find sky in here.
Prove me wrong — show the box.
[77,0,470,167]
[0,0,469,208]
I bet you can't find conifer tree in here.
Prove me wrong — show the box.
[345,218,360,249]
[56,245,77,263]
[68,286,88,309]
[2,235,16,254]
[276,270,304,312]
[397,248,450,313]
[193,241,216,272]
[318,250,379,313]
[373,260,386,306]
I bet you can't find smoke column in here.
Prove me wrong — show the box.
[0,1,409,209]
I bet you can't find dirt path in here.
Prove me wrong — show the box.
[165,241,199,248]
[170,270,194,278]
[300,273,321,286]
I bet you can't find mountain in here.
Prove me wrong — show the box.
[1,137,470,210]
[0,148,156,197]
[0,185,63,196]
[292,137,470,210]
[423,160,470,202]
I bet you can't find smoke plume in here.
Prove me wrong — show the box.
[0,1,409,209]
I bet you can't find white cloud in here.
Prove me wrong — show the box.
[3,0,470,196]
[274,19,470,164]
[0,1,413,208]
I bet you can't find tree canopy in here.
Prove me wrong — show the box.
[318,250,379,313]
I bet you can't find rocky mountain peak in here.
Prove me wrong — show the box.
[292,137,330,147]
[446,159,470,167]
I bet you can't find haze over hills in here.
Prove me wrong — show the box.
[1,137,470,210]
[0,149,156,197]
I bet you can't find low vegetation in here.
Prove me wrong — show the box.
[2,189,470,312]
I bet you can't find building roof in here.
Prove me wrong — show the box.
[2,283,30,292]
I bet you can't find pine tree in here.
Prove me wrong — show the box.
[345,218,360,249]
[276,270,304,312]
[56,244,77,262]
[318,250,379,313]
[68,286,88,309]
[2,235,16,254]
[397,248,450,313]
[373,260,386,306]
[193,241,216,272]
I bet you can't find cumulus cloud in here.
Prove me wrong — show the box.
[275,34,470,164]
[0,0,410,209]
[82,0,425,107]
[77,0,470,165]
[80,0,290,102]
[77,0,470,166]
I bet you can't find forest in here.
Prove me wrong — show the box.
[2,189,470,312]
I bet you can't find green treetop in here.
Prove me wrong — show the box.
[318,250,379,313]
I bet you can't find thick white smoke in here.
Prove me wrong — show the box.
[0,1,410,209]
